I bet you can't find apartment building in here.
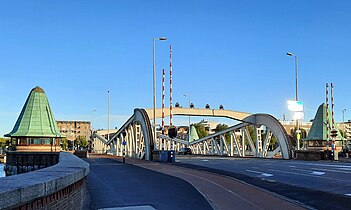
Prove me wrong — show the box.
[57,121,91,141]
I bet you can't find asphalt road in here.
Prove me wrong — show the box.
[85,156,212,210]
[175,156,351,209]
[127,157,304,210]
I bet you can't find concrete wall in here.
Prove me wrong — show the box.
[0,152,89,209]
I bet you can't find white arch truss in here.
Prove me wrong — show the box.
[92,109,292,160]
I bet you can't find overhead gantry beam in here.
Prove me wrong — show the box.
[145,107,251,121]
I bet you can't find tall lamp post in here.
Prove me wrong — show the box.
[183,94,191,132]
[153,37,167,143]
[343,109,347,146]
[90,109,96,152]
[108,91,110,141]
[287,52,300,150]
[91,109,96,132]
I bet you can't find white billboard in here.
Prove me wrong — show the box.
[288,100,303,112]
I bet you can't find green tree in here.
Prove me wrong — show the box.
[270,135,278,146]
[0,137,10,148]
[339,129,346,138]
[193,123,208,139]
[60,137,68,151]
[290,127,307,148]
[248,126,256,142]
[261,132,278,150]
[243,126,261,149]
[75,136,88,149]
[215,124,231,143]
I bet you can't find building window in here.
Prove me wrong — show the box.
[18,138,28,146]
[28,138,52,145]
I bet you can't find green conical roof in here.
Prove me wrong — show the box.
[306,103,342,141]
[188,125,199,142]
[5,86,63,138]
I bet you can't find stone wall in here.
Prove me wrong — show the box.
[296,150,324,160]
[0,152,89,209]
[13,178,87,210]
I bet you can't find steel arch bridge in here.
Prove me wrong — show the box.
[92,108,292,160]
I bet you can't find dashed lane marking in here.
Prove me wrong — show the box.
[310,167,351,174]
[311,171,325,175]
[246,170,274,177]
[269,168,351,183]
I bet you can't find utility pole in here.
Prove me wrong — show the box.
[108,91,110,141]
[152,37,167,144]
[287,52,300,150]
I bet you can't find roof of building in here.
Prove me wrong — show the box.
[57,120,90,123]
[305,103,342,141]
[188,125,199,142]
[5,86,63,138]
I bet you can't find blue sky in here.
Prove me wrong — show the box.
[1,0,351,136]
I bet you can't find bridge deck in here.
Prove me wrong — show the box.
[85,154,303,210]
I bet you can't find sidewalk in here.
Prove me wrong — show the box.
[87,154,306,210]
[85,154,212,210]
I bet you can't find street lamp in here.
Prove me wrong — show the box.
[286,52,299,104]
[287,52,300,150]
[343,109,347,145]
[153,37,167,143]
[108,91,110,141]
[91,109,96,132]
[90,109,96,153]
[183,94,191,132]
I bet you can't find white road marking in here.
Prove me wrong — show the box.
[269,169,351,182]
[262,173,274,177]
[289,165,296,168]
[99,205,156,210]
[345,194,351,196]
[201,160,209,162]
[290,168,321,174]
[293,162,351,169]
[246,170,273,177]
[336,167,351,171]
[310,167,351,174]
[311,171,325,175]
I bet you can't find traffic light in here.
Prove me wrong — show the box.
[168,126,178,138]
[330,129,338,138]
